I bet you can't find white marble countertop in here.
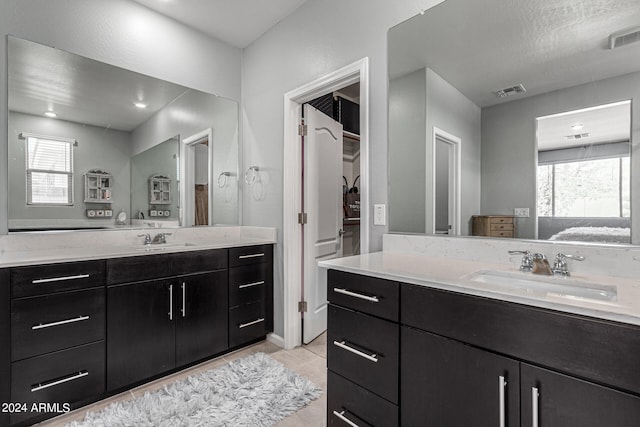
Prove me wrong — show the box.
[0,226,276,268]
[319,251,640,327]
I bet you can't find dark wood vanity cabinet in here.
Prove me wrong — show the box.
[106,250,229,390]
[327,269,640,427]
[3,244,273,426]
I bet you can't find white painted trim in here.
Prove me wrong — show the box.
[181,128,213,227]
[282,58,370,350]
[432,127,461,235]
[266,333,285,348]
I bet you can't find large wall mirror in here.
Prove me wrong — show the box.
[7,36,239,232]
[388,0,640,245]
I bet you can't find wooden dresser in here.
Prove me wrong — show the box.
[471,215,515,238]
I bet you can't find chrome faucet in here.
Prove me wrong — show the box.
[531,253,554,276]
[508,250,533,272]
[138,233,152,245]
[552,253,585,276]
[152,232,172,244]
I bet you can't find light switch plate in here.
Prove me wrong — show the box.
[514,208,530,217]
[374,204,386,226]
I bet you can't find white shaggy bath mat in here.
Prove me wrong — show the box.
[66,352,322,427]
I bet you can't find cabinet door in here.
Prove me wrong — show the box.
[401,326,520,427]
[521,364,640,427]
[107,280,175,390]
[175,271,228,366]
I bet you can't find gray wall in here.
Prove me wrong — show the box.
[482,71,640,240]
[0,0,242,233]
[8,112,130,227]
[389,69,426,233]
[425,68,481,236]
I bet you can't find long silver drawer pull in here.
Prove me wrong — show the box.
[532,387,539,427]
[169,284,174,321]
[239,280,265,289]
[239,318,265,329]
[181,282,186,318]
[333,288,379,303]
[238,253,264,259]
[333,410,359,427]
[32,315,89,330]
[31,370,88,392]
[333,340,378,363]
[499,376,507,427]
[32,274,90,284]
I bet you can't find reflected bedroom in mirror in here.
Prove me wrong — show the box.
[388,0,639,245]
[7,36,239,232]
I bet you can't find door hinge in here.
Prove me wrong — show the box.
[298,301,308,313]
[298,124,308,136]
[298,212,308,224]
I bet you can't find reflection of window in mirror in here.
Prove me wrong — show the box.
[25,135,75,206]
[536,100,631,244]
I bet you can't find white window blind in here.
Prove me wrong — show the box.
[25,135,74,205]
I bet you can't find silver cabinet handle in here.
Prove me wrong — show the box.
[333,410,359,427]
[181,282,186,318]
[32,274,90,284]
[239,253,264,259]
[499,376,507,427]
[31,370,88,392]
[239,318,265,329]
[32,315,89,330]
[532,386,539,427]
[168,284,174,321]
[239,280,265,289]
[333,288,379,303]
[333,340,378,363]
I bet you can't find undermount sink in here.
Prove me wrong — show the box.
[135,242,197,251]
[466,269,618,303]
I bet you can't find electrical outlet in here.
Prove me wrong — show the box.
[374,204,386,226]
[514,208,530,217]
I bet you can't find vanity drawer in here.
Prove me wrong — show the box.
[170,249,227,275]
[11,288,105,361]
[229,301,267,347]
[328,304,399,403]
[106,254,172,284]
[328,269,399,322]
[229,245,273,267]
[11,341,105,424]
[489,217,513,225]
[328,371,398,427]
[490,223,514,231]
[11,260,105,298]
[401,283,640,396]
[490,230,513,237]
[229,263,268,307]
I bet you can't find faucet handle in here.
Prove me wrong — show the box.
[137,233,152,245]
[508,250,533,272]
[552,253,585,276]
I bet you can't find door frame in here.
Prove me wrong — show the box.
[181,128,213,227]
[431,127,461,235]
[282,58,370,349]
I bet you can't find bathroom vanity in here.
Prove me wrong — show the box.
[0,228,274,426]
[323,242,640,427]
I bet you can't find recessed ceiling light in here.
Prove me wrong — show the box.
[44,111,57,118]
[571,122,584,131]
[134,102,148,109]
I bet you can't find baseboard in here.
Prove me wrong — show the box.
[267,333,285,348]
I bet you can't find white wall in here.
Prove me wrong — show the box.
[482,71,640,240]
[241,0,443,336]
[0,0,242,233]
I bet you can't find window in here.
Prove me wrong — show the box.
[537,156,630,218]
[25,135,74,205]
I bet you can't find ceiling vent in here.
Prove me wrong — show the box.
[494,84,526,98]
[565,133,590,140]
[609,26,640,49]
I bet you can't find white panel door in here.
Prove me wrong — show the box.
[302,104,343,344]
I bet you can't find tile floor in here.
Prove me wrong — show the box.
[37,333,328,426]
